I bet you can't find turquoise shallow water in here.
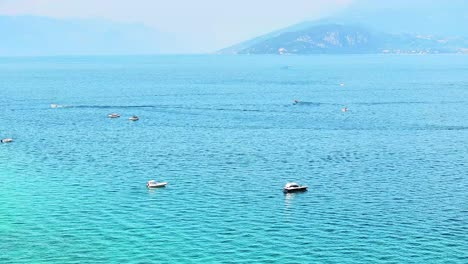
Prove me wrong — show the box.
[0,55,467,263]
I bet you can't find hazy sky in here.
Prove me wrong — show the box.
[0,0,352,52]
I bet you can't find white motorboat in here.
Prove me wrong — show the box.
[1,138,13,143]
[50,104,69,108]
[129,115,139,121]
[147,180,168,188]
[283,182,308,193]
[108,113,121,118]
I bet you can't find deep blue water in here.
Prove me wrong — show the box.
[1,55,467,263]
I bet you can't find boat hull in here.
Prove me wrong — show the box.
[283,187,308,193]
[108,114,120,118]
[147,183,168,188]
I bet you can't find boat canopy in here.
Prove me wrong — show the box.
[285,182,300,188]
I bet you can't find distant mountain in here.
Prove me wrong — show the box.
[223,24,468,55]
[219,1,468,55]
[218,21,321,55]
[0,16,178,56]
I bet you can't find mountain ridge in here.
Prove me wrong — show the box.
[222,23,468,55]
[219,2,468,55]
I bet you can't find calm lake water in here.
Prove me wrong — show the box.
[1,55,467,263]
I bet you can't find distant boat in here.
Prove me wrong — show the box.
[283,182,308,193]
[341,107,349,112]
[51,104,66,108]
[147,180,168,188]
[108,113,121,118]
[129,115,139,121]
[1,138,13,143]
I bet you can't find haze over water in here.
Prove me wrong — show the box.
[1,55,467,263]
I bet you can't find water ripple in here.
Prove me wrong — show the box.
[1,55,467,263]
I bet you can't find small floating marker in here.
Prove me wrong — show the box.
[340,83,345,87]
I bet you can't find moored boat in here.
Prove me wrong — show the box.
[51,104,67,108]
[147,180,168,188]
[1,138,13,143]
[283,182,307,193]
[108,113,121,118]
[129,115,139,121]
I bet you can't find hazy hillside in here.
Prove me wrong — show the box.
[219,0,468,55]
[0,16,177,56]
[231,24,467,55]
[218,21,322,54]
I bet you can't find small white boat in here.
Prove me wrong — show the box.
[129,115,139,121]
[341,107,349,112]
[1,138,13,143]
[108,113,121,118]
[50,104,66,108]
[147,180,168,188]
[283,182,308,193]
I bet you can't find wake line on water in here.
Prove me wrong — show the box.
[353,101,466,106]
[49,104,268,114]
[292,100,466,106]
[51,104,164,109]
[73,105,157,109]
